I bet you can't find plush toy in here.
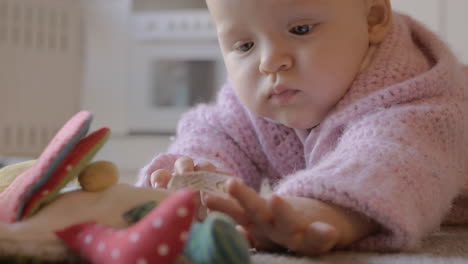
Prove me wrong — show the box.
[0,111,251,264]
[0,160,35,193]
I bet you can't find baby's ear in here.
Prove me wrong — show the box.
[367,0,392,44]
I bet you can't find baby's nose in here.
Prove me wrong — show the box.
[259,49,293,74]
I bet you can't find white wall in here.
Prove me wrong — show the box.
[82,0,171,177]
[446,0,468,63]
[392,0,468,64]
[391,0,443,35]
[133,0,205,11]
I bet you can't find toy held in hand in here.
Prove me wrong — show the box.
[167,171,233,221]
[168,171,231,199]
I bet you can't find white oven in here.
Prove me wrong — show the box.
[129,9,225,133]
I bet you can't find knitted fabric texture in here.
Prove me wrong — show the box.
[137,13,467,251]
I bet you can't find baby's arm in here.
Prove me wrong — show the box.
[136,84,271,189]
[206,180,378,255]
[275,100,465,251]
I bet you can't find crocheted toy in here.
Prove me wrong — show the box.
[0,111,112,223]
[0,160,35,193]
[184,212,252,264]
[56,189,197,264]
[0,111,251,264]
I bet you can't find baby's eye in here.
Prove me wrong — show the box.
[235,42,254,52]
[289,24,314,35]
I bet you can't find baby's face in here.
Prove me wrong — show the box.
[207,0,372,129]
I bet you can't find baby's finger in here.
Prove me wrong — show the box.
[174,157,195,175]
[150,169,172,188]
[206,194,277,250]
[205,195,249,226]
[291,222,338,256]
[226,179,272,227]
[267,195,307,240]
[235,225,255,247]
[268,195,338,255]
[194,161,217,172]
[236,225,281,251]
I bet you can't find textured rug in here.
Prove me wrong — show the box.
[0,224,467,263]
[252,226,468,264]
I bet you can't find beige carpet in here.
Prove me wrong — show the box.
[1,226,467,263]
[252,226,468,264]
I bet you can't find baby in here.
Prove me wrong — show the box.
[137,0,468,256]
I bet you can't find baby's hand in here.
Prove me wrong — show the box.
[150,157,230,189]
[205,180,341,256]
[150,157,232,221]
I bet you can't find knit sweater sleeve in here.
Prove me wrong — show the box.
[275,98,465,251]
[136,84,271,189]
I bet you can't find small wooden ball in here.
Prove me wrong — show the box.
[78,161,119,192]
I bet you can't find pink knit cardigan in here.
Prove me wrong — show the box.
[137,14,468,251]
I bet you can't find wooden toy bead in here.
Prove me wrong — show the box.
[78,161,119,192]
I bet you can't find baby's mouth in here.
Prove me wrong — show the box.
[268,85,300,105]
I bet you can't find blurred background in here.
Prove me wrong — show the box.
[1,0,467,184]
